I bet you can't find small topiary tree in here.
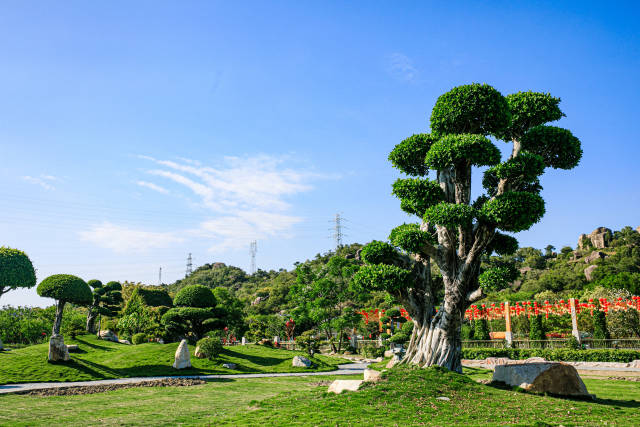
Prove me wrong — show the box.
[593,309,610,341]
[196,336,223,360]
[132,332,147,345]
[162,285,223,341]
[353,84,582,371]
[0,247,37,300]
[529,314,546,346]
[296,330,321,357]
[37,274,92,336]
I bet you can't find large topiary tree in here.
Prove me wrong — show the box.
[0,247,37,300]
[37,274,92,336]
[353,84,582,372]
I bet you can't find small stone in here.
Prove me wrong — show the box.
[628,360,640,368]
[374,356,383,362]
[173,339,191,369]
[222,363,237,369]
[436,396,450,401]
[327,379,363,394]
[118,339,131,345]
[292,355,312,367]
[48,334,70,362]
[97,330,119,342]
[66,344,79,352]
[364,368,382,382]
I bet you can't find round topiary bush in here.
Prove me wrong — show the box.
[174,285,216,308]
[0,247,37,299]
[196,336,223,359]
[132,333,147,345]
[37,274,92,336]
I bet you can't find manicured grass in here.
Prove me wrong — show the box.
[0,335,347,384]
[219,366,640,426]
[0,375,362,426]
[1,366,639,426]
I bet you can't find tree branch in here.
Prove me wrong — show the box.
[466,287,485,304]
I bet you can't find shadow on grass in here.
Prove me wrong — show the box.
[72,336,115,351]
[222,347,289,368]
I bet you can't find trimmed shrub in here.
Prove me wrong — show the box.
[389,332,409,344]
[196,337,223,359]
[137,288,173,307]
[593,310,610,340]
[401,321,414,335]
[461,347,640,363]
[132,333,147,345]
[361,344,384,358]
[565,335,581,350]
[174,285,216,308]
[529,314,546,341]
[296,330,321,357]
[474,318,490,340]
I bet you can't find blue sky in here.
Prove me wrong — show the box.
[1,1,639,307]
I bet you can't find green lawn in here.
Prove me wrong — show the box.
[0,335,347,384]
[1,367,639,426]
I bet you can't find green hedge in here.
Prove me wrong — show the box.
[462,347,640,363]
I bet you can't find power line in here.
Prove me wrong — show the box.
[186,253,193,277]
[250,241,257,274]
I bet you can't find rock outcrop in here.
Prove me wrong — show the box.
[584,265,598,281]
[578,227,612,249]
[292,355,312,367]
[584,251,605,264]
[173,339,191,369]
[492,362,591,398]
[48,334,70,362]
[328,379,363,394]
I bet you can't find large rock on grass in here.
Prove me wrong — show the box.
[173,339,191,369]
[48,334,70,362]
[328,379,363,394]
[292,355,312,368]
[492,362,591,398]
[364,368,382,382]
[97,330,119,342]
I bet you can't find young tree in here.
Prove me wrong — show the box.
[353,84,582,371]
[0,247,37,300]
[37,274,92,336]
[86,280,123,333]
[162,285,224,340]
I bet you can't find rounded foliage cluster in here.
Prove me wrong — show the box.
[488,232,519,255]
[521,125,582,169]
[196,336,223,359]
[478,267,517,292]
[37,274,92,304]
[392,178,444,217]
[430,83,511,136]
[0,247,36,290]
[480,192,545,232]
[87,279,103,289]
[138,287,173,307]
[389,223,435,253]
[352,264,411,293]
[132,332,147,345]
[360,241,398,265]
[401,321,414,335]
[174,284,216,308]
[474,318,490,340]
[490,152,545,181]
[496,91,564,141]
[388,133,435,176]
[423,202,476,229]
[425,134,501,169]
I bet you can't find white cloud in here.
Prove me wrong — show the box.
[22,174,59,191]
[136,180,169,194]
[79,222,183,253]
[388,53,418,82]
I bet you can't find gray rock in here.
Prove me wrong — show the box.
[328,379,363,394]
[579,227,612,249]
[118,339,131,345]
[222,363,237,369]
[173,339,191,369]
[292,355,312,368]
[97,330,119,342]
[485,357,511,366]
[628,360,640,368]
[584,265,598,281]
[584,251,605,264]
[492,362,591,398]
[48,334,70,362]
[66,344,79,352]
[436,396,450,401]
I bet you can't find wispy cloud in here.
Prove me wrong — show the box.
[81,154,330,255]
[136,180,169,194]
[388,53,418,82]
[22,175,59,191]
[79,222,183,253]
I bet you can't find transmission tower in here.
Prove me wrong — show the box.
[250,241,257,274]
[185,253,193,277]
[330,213,347,250]
[158,267,162,286]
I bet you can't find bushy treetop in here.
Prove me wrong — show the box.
[425,134,501,169]
[388,133,435,176]
[87,279,103,289]
[37,274,92,305]
[430,83,511,136]
[520,125,582,169]
[137,287,173,307]
[0,247,36,293]
[174,284,216,308]
[495,91,565,141]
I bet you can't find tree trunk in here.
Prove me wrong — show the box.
[86,307,97,333]
[52,300,66,336]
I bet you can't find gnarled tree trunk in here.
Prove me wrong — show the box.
[52,300,66,336]
[86,308,97,333]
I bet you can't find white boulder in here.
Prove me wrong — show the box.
[97,330,119,342]
[328,379,363,394]
[48,334,70,362]
[364,368,382,382]
[292,355,312,368]
[492,362,591,398]
[173,339,191,369]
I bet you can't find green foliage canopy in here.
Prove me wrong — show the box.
[0,247,37,298]
[37,274,92,305]
[174,285,217,308]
